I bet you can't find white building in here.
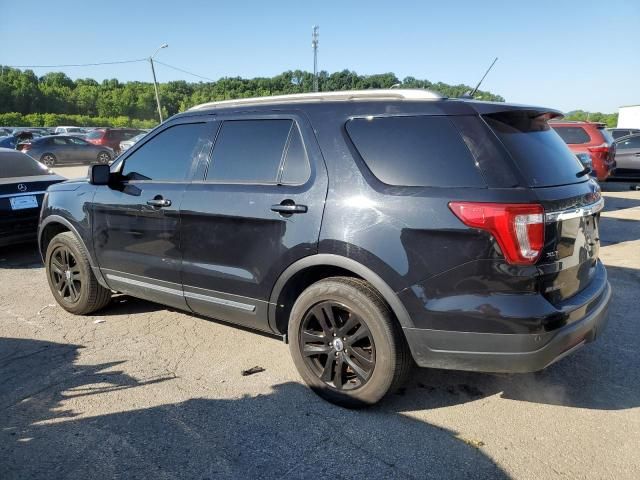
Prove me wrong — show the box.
[617,105,640,128]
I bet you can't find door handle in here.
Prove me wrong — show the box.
[271,202,307,215]
[146,197,171,208]
[634,153,640,157]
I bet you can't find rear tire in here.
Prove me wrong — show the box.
[97,151,111,164]
[45,232,111,315]
[288,276,412,408]
[41,153,56,167]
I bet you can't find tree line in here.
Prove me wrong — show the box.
[0,67,504,126]
[0,66,616,128]
[563,110,618,128]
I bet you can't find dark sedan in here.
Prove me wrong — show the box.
[0,148,64,247]
[22,135,114,166]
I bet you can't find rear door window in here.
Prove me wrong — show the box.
[551,126,591,144]
[486,112,585,187]
[617,136,640,149]
[345,115,485,187]
[207,119,293,183]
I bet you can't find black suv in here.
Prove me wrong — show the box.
[39,90,611,407]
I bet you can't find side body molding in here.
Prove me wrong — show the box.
[268,253,414,333]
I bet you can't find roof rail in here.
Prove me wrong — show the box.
[188,89,445,111]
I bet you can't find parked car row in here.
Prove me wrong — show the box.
[551,120,640,180]
[86,128,146,155]
[0,127,149,166]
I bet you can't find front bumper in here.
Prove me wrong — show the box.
[403,279,611,373]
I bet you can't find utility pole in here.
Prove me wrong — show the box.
[312,26,319,92]
[150,43,168,123]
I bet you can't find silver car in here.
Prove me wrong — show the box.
[23,135,114,166]
[118,132,147,153]
[612,134,640,178]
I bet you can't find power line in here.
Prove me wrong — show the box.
[153,60,216,82]
[4,57,217,83]
[4,58,147,68]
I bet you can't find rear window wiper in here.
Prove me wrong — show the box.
[576,167,592,178]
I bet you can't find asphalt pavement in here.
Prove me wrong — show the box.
[1,175,639,479]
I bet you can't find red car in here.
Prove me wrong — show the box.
[550,121,616,181]
[85,128,145,155]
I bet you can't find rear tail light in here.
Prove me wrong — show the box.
[449,202,545,265]
[19,143,30,151]
[587,143,610,154]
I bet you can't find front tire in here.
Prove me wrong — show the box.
[45,232,112,315]
[41,153,56,167]
[288,277,411,408]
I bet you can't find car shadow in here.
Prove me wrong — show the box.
[600,180,640,193]
[96,294,167,316]
[0,242,42,269]
[0,337,508,479]
[601,192,640,212]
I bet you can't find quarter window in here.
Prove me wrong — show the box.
[122,123,211,181]
[346,115,485,187]
[280,124,311,184]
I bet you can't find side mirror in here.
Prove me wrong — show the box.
[89,164,111,185]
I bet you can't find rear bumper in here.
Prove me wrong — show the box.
[403,277,611,373]
[0,216,39,247]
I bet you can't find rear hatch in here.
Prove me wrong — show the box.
[482,110,603,305]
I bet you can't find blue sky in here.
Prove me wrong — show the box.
[2,0,638,113]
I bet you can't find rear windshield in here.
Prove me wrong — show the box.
[86,130,104,139]
[551,126,590,144]
[0,151,51,177]
[345,115,485,187]
[485,112,585,187]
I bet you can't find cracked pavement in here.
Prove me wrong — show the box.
[1,171,640,479]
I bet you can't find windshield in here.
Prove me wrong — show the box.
[484,111,585,187]
[0,151,51,177]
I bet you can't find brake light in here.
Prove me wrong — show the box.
[587,143,610,154]
[19,143,31,151]
[449,202,545,265]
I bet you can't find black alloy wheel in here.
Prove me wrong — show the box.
[299,301,376,391]
[41,153,56,166]
[49,245,82,304]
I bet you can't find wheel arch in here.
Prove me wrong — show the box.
[39,215,109,289]
[268,254,414,336]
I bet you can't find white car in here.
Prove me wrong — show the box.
[54,126,86,135]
